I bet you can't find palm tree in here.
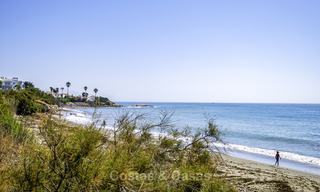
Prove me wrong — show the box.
[84,86,88,98]
[49,87,53,92]
[93,88,98,105]
[66,82,71,97]
[60,87,64,97]
[53,87,59,97]
[23,82,34,89]
[93,88,98,97]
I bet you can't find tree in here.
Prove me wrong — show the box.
[66,82,71,97]
[53,87,59,97]
[0,80,2,89]
[49,87,54,95]
[14,84,21,90]
[84,86,88,99]
[60,87,64,97]
[93,88,98,105]
[23,81,34,89]
[93,88,98,97]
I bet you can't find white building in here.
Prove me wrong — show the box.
[0,77,24,90]
[87,95,96,102]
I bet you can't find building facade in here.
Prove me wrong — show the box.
[0,77,24,90]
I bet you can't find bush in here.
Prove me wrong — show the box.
[11,119,106,191]
[1,86,56,116]
[15,92,38,116]
[0,94,30,142]
[8,112,235,191]
[24,87,56,105]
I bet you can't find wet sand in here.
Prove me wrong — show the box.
[218,155,320,192]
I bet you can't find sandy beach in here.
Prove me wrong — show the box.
[217,154,320,192]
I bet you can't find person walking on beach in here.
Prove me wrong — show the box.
[275,151,281,167]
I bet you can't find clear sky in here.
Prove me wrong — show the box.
[1,0,319,103]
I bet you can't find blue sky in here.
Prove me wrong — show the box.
[1,0,319,103]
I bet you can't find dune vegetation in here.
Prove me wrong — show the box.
[0,86,235,191]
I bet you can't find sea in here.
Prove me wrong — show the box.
[64,102,320,175]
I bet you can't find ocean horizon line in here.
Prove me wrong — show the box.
[115,101,320,105]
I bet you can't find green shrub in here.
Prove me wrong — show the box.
[0,94,30,142]
[23,87,56,105]
[11,119,106,191]
[15,92,38,116]
[2,87,56,116]
[7,112,235,191]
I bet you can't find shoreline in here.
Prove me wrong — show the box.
[219,154,320,191]
[221,154,320,180]
[223,148,320,176]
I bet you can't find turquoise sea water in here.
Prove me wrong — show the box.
[75,103,320,174]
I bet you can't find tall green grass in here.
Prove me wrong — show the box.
[0,94,31,191]
[0,94,30,142]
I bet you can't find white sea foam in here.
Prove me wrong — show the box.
[62,108,92,125]
[125,106,144,109]
[62,108,117,129]
[214,143,320,167]
[124,105,156,109]
[139,129,320,167]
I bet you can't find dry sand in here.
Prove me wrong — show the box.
[217,155,320,192]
